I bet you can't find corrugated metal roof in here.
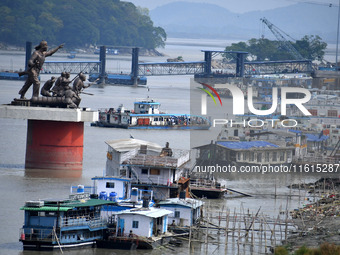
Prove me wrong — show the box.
[20,206,72,212]
[117,207,172,218]
[157,198,204,209]
[217,141,279,150]
[105,139,162,152]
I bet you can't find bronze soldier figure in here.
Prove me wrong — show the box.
[72,73,90,95]
[40,76,56,97]
[18,40,64,99]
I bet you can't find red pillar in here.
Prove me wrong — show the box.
[25,120,84,171]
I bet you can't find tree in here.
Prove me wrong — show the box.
[294,35,327,61]
[224,35,327,62]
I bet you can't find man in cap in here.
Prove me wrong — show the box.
[18,40,64,99]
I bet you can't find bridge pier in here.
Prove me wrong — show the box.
[0,105,98,174]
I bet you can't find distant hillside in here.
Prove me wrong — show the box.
[0,0,166,49]
[150,1,337,43]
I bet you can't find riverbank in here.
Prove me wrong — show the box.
[285,178,340,251]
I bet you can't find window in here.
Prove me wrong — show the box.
[265,152,270,162]
[174,211,180,218]
[257,153,262,163]
[272,152,277,162]
[106,182,115,188]
[141,168,148,175]
[280,151,285,161]
[237,153,241,161]
[132,221,139,228]
[150,169,160,175]
[250,152,255,161]
[328,110,338,117]
[154,117,158,121]
[308,109,317,116]
[243,152,247,161]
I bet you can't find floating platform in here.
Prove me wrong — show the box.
[0,71,27,81]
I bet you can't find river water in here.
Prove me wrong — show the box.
[0,38,329,255]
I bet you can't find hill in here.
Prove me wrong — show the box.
[0,0,166,49]
[150,2,337,43]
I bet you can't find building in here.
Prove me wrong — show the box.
[157,197,204,227]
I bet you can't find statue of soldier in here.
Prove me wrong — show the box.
[64,86,80,108]
[40,76,56,97]
[51,72,66,96]
[72,73,90,95]
[18,40,64,99]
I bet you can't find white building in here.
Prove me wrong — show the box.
[91,176,131,200]
[105,139,191,201]
[116,207,172,237]
[157,197,204,226]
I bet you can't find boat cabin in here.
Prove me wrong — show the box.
[157,197,204,227]
[19,196,116,250]
[116,206,172,238]
[133,99,160,114]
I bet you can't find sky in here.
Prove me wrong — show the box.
[128,0,339,13]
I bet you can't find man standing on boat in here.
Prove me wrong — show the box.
[18,40,64,99]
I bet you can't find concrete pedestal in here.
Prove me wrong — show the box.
[26,120,84,170]
[0,105,98,172]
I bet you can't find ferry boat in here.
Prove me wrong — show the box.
[91,99,211,130]
[19,193,117,251]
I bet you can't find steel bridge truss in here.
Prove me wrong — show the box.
[42,61,100,74]
[244,60,313,76]
[138,61,205,76]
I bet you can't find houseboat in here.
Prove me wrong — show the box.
[157,194,204,233]
[91,98,211,130]
[19,193,117,251]
[96,204,173,249]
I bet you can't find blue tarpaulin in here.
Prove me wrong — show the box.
[217,141,279,150]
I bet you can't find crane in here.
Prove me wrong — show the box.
[260,17,305,60]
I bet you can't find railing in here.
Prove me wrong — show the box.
[60,216,107,229]
[20,227,55,242]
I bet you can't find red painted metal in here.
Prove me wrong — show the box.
[25,120,84,171]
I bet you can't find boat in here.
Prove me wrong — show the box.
[67,51,76,59]
[19,193,117,251]
[189,177,227,199]
[96,205,174,250]
[91,98,211,130]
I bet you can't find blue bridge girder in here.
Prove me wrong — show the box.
[42,61,100,74]
[138,61,206,76]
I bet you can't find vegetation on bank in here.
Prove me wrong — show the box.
[0,0,166,49]
[224,35,327,62]
[275,242,340,255]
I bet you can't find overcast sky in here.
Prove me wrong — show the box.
[128,0,339,13]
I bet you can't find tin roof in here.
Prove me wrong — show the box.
[157,198,204,209]
[21,199,116,211]
[105,139,162,152]
[117,207,172,218]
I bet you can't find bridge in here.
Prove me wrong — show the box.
[43,61,100,74]
[23,42,313,84]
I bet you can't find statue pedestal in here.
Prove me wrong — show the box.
[0,105,98,173]
[26,120,84,171]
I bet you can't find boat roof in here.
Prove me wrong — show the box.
[105,138,162,153]
[157,198,204,209]
[21,199,116,211]
[91,176,131,182]
[116,207,172,218]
